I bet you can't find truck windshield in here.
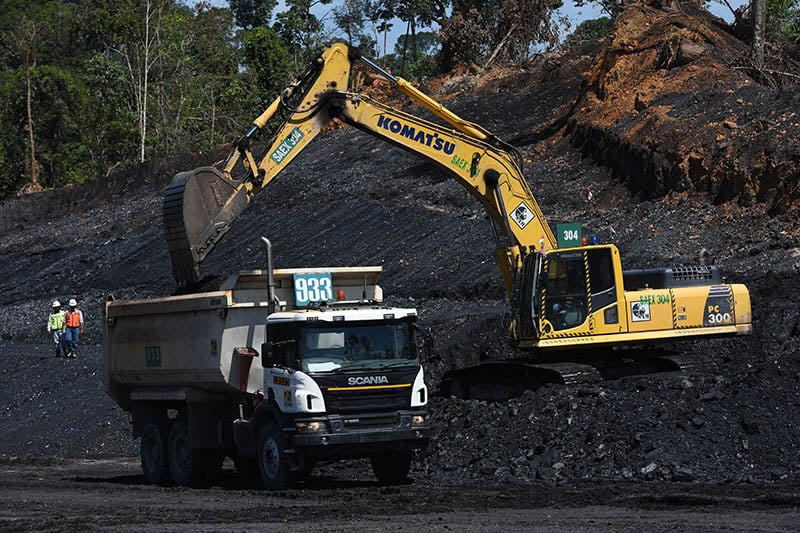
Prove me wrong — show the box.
[298,322,417,373]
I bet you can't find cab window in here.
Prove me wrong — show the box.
[544,252,588,331]
[587,248,616,309]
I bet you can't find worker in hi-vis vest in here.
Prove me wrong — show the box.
[63,298,84,359]
[47,301,66,358]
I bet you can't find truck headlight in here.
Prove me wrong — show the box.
[296,421,327,433]
[412,415,425,426]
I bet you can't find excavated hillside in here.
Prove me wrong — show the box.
[1,3,799,487]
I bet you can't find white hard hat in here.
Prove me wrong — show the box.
[52,300,61,308]
[68,298,77,306]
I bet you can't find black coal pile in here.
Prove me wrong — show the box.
[1,4,800,487]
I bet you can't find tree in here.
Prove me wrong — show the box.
[573,0,621,17]
[0,65,93,190]
[274,0,333,69]
[563,16,612,49]
[229,0,278,30]
[752,0,766,67]
[184,3,244,146]
[81,53,137,175]
[333,0,375,50]
[113,0,166,163]
[10,18,44,187]
[2,1,71,189]
[242,26,292,106]
[437,0,562,71]
[387,31,437,76]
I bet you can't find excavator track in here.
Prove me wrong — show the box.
[440,350,717,401]
[440,360,602,402]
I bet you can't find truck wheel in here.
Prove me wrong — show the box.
[257,422,295,490]
[167,420,205,486]
[370,452,412,484]
[140,422,171,485]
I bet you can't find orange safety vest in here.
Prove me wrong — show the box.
[65,309,82,328]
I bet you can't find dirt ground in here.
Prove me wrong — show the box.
[2,456,800,532]
[1,3,799,530]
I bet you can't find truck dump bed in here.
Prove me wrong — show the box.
[103,267,383,409]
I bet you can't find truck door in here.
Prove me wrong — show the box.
[265,323,297,410]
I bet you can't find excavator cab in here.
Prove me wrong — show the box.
[539,246,619,335]
[519,245,621,346]
[518,243,751,350]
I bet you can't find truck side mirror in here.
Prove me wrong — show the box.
[261,342,274,367]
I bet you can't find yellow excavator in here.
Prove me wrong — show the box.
[164,43,751,392]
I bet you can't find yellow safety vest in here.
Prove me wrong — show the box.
[49,311,65,330]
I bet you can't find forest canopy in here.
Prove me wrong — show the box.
[0,0,793,198]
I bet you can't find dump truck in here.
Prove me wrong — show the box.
[103,241,430,488]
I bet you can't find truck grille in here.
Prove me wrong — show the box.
[323,387,410,413]
[342,414,399,430]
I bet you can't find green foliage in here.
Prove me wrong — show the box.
[437,0,563,71]
[230,0,278,30]
[563,16,612,49]
[0,0,571,199]
[0,65,94,189]
[274,0,333,64]
[386,31,437,77]
[572,0,620,17]
[333,0,375,51]
[767,0,800,45]
[243,26,293,106]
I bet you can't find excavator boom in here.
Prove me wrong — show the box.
[164,42,554,291]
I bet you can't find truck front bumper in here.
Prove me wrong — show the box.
[290,411,430,458]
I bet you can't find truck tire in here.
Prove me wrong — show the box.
[140,422,171,485]
[167,420,205,486]
[257,421,295,490]
[370,452,412,484]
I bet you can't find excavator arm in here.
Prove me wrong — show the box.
[164,42,555,292]
[164,44,356,288]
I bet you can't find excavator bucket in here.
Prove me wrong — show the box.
[163,167,249,290]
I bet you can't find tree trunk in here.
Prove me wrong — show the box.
[24,55,38,186]
[400,20,410,76]
[751,0,766,68]
[411,19,417,65]
[139,0,152,163]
